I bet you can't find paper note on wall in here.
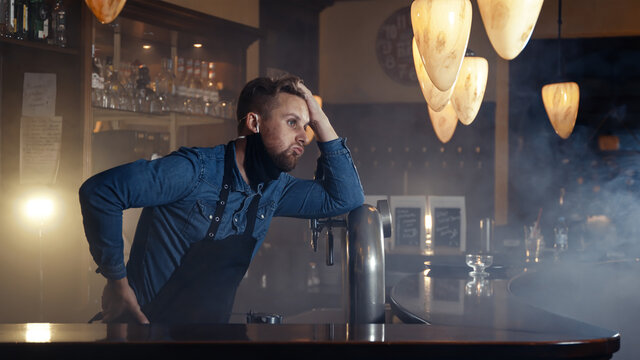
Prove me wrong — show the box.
[22,73,56,118]
[20,116,63,185]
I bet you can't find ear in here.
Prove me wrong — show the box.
[246,112,260,134]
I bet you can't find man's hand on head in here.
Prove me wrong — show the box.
[101,277,150,324]
[297,81,338,143]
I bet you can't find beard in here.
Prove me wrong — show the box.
[269,147,299,172]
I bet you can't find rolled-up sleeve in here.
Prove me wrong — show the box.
[78,147,201,279]
[275,138,365,218]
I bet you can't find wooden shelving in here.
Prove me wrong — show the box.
[0,36,78,55]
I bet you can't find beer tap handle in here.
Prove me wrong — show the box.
[310,218,320,252]
[326,227,334,266]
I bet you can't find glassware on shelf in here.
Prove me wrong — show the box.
[465,253,493,276]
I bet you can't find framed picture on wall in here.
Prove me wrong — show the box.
[428,196,466,254]
[389,195,427,253]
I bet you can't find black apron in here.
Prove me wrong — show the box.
[91,142,260,324]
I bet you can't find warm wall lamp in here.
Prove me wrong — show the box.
[477,0,544,60]
[85,0,127,24]
[410,0,472,92]
[542,0,579,139]
[451,50,488,125]
[412,37,454,112]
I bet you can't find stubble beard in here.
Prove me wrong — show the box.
[269,147,299,172]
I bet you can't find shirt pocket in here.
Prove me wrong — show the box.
[181,196,220,243]
[253,200,277,239]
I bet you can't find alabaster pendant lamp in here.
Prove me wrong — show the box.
[451,50,488,125]
[428,101,458,143]
[85,0,127,24]
[410,0,472,92]
[542,0,579,139]
[542,82,579,139]
[412,37,454,112]
[477,0,544,60]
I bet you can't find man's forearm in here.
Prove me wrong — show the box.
[313,120,338,143]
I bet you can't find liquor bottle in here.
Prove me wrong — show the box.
[154,58,175,112]
[190,59,203,114]
[14,0,27,40]
[0,0,8,36]
[206,62,219,102]
[91,56,106,107]
[28,0,46,41]
[51,0,65,47]
[174,57,186,113]
[2,0,16,38]
[183,58,194,113]
[204,62,220,116]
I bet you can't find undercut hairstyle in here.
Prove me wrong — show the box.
[236,75,306,134]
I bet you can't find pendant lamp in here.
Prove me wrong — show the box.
[410,0,472,91]
[542,0,579,139]
[542,82,579,139]
[477,0,544,60]
[412,37,454,112]
[428,101,458,143]
[451,51,488,125]
[85,0,127,24]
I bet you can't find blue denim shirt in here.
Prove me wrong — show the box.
[79,138,364,306]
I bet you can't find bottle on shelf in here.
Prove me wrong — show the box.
[0,0,12,37]
[154,58,175,113]
[183,58,195,114]
[14,0,27,40]
[91,55,106,108]
[173,57,186,113]
[28,0,47,41]
[203,61,220,116]
[190,59,204,115]
[51,0,66,47]
[134,64,152,113]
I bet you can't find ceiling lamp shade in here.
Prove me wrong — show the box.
[477,0,544,60]
[412,37,454,112]
[85,0,127,24]
[428,101,458,143]
[451,55,488,125]
[411,0,472,91]
[542,82,579,139]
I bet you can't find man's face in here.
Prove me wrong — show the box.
[260,93,310,172]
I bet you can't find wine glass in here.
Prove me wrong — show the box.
[465,253,493,276]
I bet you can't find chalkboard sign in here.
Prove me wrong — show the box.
[395,207,421,247]
[428,196,466,253]
[433,208,461,248]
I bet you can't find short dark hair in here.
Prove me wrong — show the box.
[236,75,305,134]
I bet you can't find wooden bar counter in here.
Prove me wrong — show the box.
[0,257,621,360]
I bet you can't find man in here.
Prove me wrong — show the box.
[79,75,364,324]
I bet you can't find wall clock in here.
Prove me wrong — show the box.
[375,6,417,85]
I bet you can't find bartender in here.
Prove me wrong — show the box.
[79,75,365,323]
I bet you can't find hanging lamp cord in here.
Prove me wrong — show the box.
[557,0,564,78]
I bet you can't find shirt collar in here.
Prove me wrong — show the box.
[229,141,266,195]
